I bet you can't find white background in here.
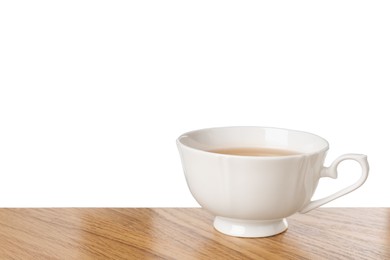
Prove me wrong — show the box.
[0,1,389,207]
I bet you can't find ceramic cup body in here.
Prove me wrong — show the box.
[177,127,369,237]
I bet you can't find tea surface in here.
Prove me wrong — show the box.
[208,147,300,156]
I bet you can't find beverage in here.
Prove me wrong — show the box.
[208,147,299,156]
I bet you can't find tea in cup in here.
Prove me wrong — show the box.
[177,126,369,237]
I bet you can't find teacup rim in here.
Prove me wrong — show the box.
[177,126,330,159]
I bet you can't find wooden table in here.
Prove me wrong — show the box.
[0,208,388,259]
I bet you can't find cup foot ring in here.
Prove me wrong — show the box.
[213,216,288,237]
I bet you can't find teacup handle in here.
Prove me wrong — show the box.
[300,154,369,213]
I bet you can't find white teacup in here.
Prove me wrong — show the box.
[177,126,369,237]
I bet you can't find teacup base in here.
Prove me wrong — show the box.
[213,216,288,238]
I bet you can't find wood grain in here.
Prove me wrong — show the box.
[0,208,388,259]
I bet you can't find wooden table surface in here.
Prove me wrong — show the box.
[0,208,388,259]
